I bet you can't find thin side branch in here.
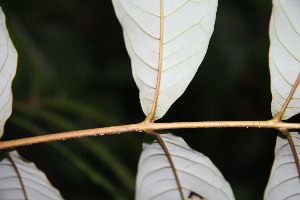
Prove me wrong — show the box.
[1,120,300,150]
[273,73,300,121]
[148,131,185,200]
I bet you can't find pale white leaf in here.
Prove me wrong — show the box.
[269,0,300,120]
[0,7,17,137]
[264,132,300,200]
[112,0,218,120]
[0,150,63,200]
[136,133,235,200]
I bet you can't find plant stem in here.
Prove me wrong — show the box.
[10,116,126,199]
[1,120,300,149]
[273,73,300,121]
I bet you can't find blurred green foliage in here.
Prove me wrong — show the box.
[0,0,276,199]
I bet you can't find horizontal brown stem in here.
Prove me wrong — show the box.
[1,120,300,150]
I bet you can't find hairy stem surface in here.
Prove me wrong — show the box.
[1,120,300,149]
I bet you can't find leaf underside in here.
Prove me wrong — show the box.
[269,0,300,120]
[265,1,300,199]
[136,133,235,200]
[264,132,300,200]
[0,150,63,200]
[112,0,218,120]
[0,7,18,138]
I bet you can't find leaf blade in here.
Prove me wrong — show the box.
[136,133,234,200]
[264,132,300,200]
[112,0,218,120]
[269,0,300,120]
[0,150,63,200]
[266,1,300,199]
[0,7,18,137]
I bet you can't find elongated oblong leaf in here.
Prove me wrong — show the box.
[136,133,234,200]
[266,1,300,199]
[269,0,300,120]
[264,132,300,200]
[112,0,218,120]
[0,7,17,137]
[0,150,63,200]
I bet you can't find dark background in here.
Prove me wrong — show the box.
[0,0,275,199]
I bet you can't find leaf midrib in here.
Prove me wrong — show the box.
[144,0,164,122]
